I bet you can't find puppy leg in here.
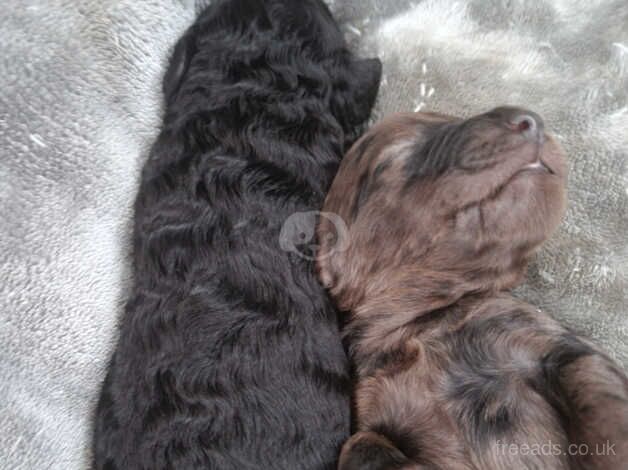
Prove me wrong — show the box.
[552,352,628,469]
[338,431,417,470]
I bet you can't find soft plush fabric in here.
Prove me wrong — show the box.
[0,0,626,469]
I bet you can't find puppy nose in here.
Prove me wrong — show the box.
[506,109,544,141]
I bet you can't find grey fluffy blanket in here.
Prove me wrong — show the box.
[1,0,626,468]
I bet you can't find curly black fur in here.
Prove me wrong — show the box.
[92,1,381,468]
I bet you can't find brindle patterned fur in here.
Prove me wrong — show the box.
[318,109,628,470]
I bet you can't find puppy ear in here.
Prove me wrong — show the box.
[163,33,196,102]
[351,58,382,122]
[316,214,337,289]
[334,57,382,149]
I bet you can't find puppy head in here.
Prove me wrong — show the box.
[317,108,567,310]
[265,0,383,146]
[164,0,381,151]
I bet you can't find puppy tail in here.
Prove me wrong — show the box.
[338,431,414,470]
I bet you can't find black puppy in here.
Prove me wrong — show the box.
[92,1,381,469]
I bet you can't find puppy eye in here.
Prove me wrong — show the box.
[483,111,500,120]
[457,141,499,171]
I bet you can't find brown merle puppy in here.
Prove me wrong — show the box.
[317,108,628,470]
